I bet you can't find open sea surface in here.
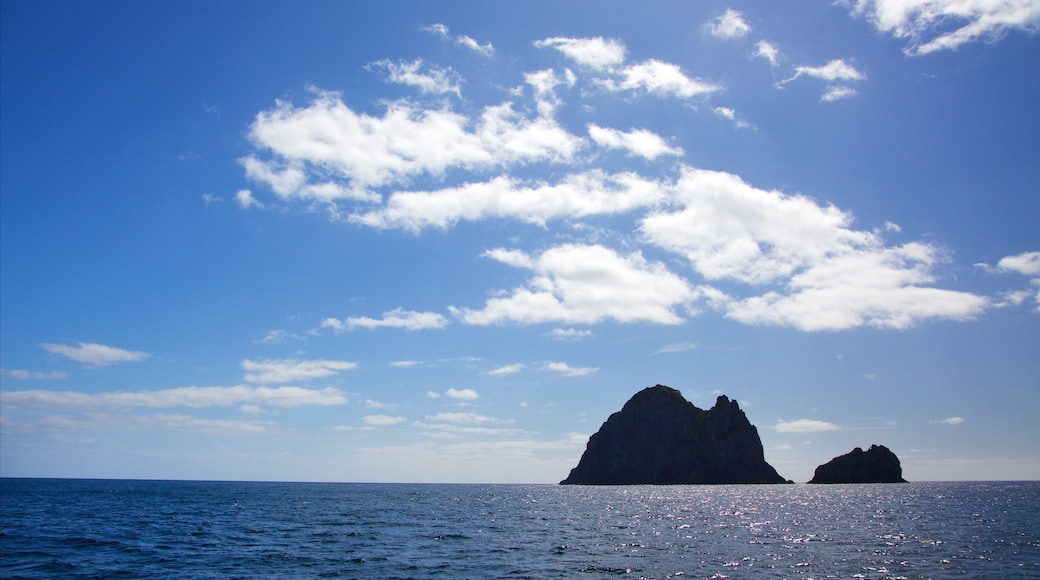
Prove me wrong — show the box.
[1,479,1037,579]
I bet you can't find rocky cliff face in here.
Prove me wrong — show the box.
[560,385,788,485]
[808,444,907,484]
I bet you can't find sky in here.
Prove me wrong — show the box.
[1,0,1038,484]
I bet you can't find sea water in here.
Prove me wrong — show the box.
[1,479,1037,579]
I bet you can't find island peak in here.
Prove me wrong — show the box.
[561,385,787,485]
[808,444,908,484]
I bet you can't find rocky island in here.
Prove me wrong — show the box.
[561,385,788,485]
[808,444,908,484]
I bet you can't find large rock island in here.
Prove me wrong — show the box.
[808,444,908,484]
[561,385,788,485]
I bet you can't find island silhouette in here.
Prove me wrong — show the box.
[561,385,907,485]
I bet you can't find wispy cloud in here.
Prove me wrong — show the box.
[980,251,1040,311]
[1,385,348,409]
[425,412,510,424]
[445,388,479,400]
[653,342,698,355]
[847,0,1040,55]
[323,308,449,331]
[40,342,150,368]
[786,59,866,83]
[821,85,858,102]
[1,369,67,380]
[363,414,406,426]
[423,23,494,56]
[706,9,752,39]
[236,189,264,209]
[542,361,598,377]
[549,328,593,340]
[351,171,666,232]
[753,40,780,66]
[241,359,357,384]
[368,59,461,95]
[930,416,965,425]
[487,363,525,376]
[778,59,864,102]
[600,59,720,99]
[774,419,841,432]
[456,34,494,56]
[588,124,683,159]
[534,36,626,71]
[712,106,751,128]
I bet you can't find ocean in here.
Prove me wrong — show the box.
[1,479,1037,579]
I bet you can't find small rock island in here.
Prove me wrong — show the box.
[561,385,788,485]
[808,444,908,484]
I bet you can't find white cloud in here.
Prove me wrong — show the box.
[445,388,479,400]
[931,416,965,425]
[783,59,866,85]
[775,419,840,432]
[848,0,1040,55]
[40,342,150,368]
[821,86,859,102]
[601,59,720,99]
[712,107,751,128]
[1,369,67,380]
[0,385,347,409]
[363,414,406,426]
[422,23,493,56]
[257,329,298,344]
[323,308,449,331]
[390,360,422,368]
[234,189,263,209]
[720,244,989,330]
[426,390,441,398]
[421,23,450,38]
[653,342,698,355]
[754,40,780,66]
[451,244,698,326]
[244,90,582,204]
[549,328,593,340]
[241,358,357,384]
[426,412,504,424]
[542,361,599,377]
[524,69,572,117]
[487,363,525,376]
[536,36,717,100]
[588,124,683,159]
[350,171,667,232]
[707,9,752,39]
[0,412,269,434]
[456,34,494,56]
[639,167,988,330]
[534,36,627,71]
[997,251,1040,276]
[368,59,461,95]
[640,168,874,284]
[201,193,223,207]
[982,251,1040,312]
[144,413,270,434]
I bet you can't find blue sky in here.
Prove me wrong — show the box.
[2,0,1038,483]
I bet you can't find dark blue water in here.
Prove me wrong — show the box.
[2,479,1037,579]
